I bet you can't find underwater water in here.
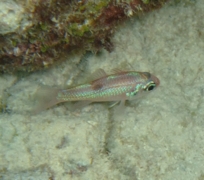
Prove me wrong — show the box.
[1,0,204,179]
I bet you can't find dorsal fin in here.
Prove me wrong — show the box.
[112,68,128,74]
[90,68,107,80]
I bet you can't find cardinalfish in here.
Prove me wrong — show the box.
[33,69,160,114]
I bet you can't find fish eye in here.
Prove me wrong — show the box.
[144,81,156,91]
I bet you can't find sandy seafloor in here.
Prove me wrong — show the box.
[1,0,204,180]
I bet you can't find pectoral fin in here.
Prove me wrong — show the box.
[109,101,120,108]
[113,100,126,119]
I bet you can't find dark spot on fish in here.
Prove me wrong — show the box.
[92,83,103,90]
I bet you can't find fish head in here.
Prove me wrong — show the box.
[126,72,160,100]
[141,72,160,92]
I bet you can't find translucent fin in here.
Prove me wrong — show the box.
[126,62,134,70]
[112,63,134,74]
[90,68,107,81]
[72,100,92,110]
[31,86,63,114]
[109,101,120,108]
[112,68,128,74]
[113,100,126,119]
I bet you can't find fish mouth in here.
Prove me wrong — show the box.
[151,74,160,87]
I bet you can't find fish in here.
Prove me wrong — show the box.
[32,69,160,114]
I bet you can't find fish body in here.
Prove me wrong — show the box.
[57,70,159,102]
[33,69,160,113]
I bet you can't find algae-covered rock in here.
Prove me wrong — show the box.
[0,0,169,73]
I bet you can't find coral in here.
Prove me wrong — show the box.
[0,0,169,73]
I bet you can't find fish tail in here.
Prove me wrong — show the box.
[31,86,63,114]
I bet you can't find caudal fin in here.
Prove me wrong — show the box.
[31,86,63,114]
